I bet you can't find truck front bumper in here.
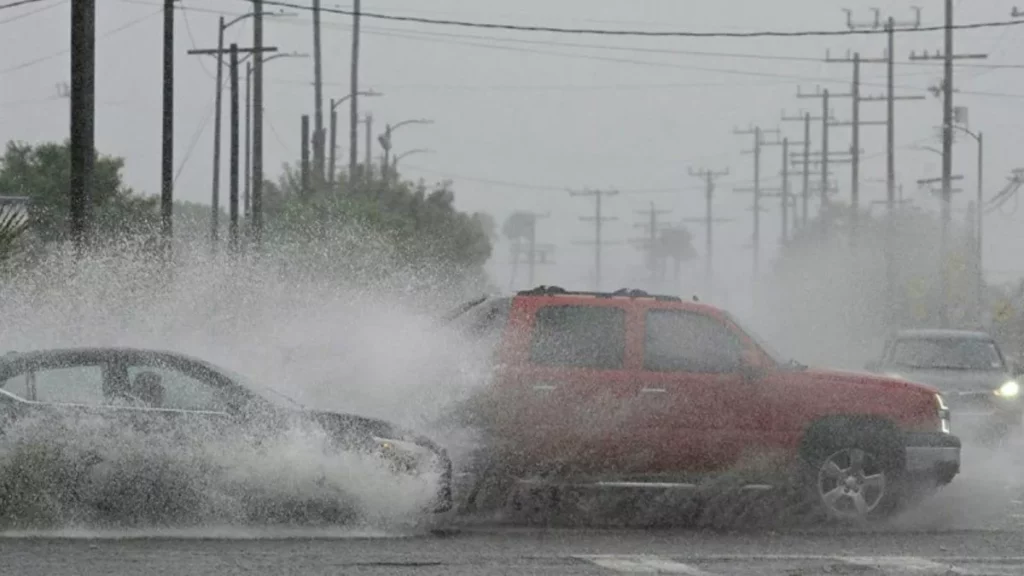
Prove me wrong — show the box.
[903,431,961,485]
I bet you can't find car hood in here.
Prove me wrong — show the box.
[882,369,1013,393]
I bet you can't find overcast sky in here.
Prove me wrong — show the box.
[0,0,1021,316]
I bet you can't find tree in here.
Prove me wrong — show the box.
[260,162,494,295]
[0,140,157,245]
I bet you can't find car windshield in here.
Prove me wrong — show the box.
[194,360,307,410]
[889,337,1005,371]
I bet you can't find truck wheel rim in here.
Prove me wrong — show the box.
[816,448,886,519]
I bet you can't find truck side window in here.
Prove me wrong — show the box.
[644,310,744,373]
[529,305,625,370]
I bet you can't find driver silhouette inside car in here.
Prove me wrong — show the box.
[130,371,165,408]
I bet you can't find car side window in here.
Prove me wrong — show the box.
[529,305,626,369]
[126,365,227,411]
[33,365,106,405]
[644,310,745,373]
[0,373,29,398]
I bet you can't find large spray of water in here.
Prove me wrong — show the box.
[0,231,495,532]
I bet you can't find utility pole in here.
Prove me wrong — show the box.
[301,114,310,197]
[349,0,362,180]
[571,189,620,291]
[252,2,265,246]
[364,113,373,182]
[244,61,251,221]
[69,0,95,253]
[228,44,240,253]
[188,43,277,248]
[910,3,988,328]
[687,167,731,299]
[797,86,856,210]
[783,109,836,226]
[824,50,887,237]
[844,8,926,320]
[733,125,780,278]
[312,0,325,186]
[161,0,175,245]
[633,202,672,285]
[759,136,807,245]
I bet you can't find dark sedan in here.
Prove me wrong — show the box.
[865,329,1023,439]
[0,347,453,517]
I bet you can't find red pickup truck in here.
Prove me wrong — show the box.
[448,286,961,522]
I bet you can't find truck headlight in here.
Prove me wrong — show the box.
[936,393,951,434]
[996,380,1020,398]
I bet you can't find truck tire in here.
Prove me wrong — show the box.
[800,419,906,523]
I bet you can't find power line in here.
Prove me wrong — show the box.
[0,0,48,10]
[0,7,162,76]
[0,0,62,24]
[243,0,1024,38]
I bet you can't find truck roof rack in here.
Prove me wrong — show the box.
[516,285,683,302]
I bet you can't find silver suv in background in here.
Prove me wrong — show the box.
[865,329,1022,441]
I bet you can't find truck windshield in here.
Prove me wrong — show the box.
[723,312,789,368]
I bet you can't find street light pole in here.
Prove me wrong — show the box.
[377,118,433,181]
[392,148,434,174]
[328,90,380,188]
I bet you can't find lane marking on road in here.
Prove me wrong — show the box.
[575,555,720,575]
[841,556,967,573]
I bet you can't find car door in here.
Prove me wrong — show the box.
[636,307,756,475]
[495,299,638,478]
[115,353,236,434]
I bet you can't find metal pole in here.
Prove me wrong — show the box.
[781,138,789,244]
[977,131,984,322]
[228,44,240,253]
[364,113,372,183]
[851,53,860,239]
[69,0,95,252]
[802,113,810,227]
[328,100,337,187]
[753,127,761,278]
[301,115,310,196]
[312,0,324,184]
[161,0,174,243]
[705,172,713,295]
[348,0,361,179]
[595,191,603,291]
[252,3,265,245]
[821,89,830,207]
[210,17,224,248]
[244,61,251,223]
[940,0,954,327]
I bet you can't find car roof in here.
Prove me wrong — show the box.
[892,329,995,341]
[2,346,196,361]
[512,285,717,309]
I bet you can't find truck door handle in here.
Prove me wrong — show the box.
[533,383,558,391]
[640,387,666,394]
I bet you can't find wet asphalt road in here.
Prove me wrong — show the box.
[4,523,1024,576]
[5,439,1024,576]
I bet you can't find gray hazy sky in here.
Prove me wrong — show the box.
[1,0,1021,315]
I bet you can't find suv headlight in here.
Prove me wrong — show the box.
[995,380,1020,399]
[936,393,951,434]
